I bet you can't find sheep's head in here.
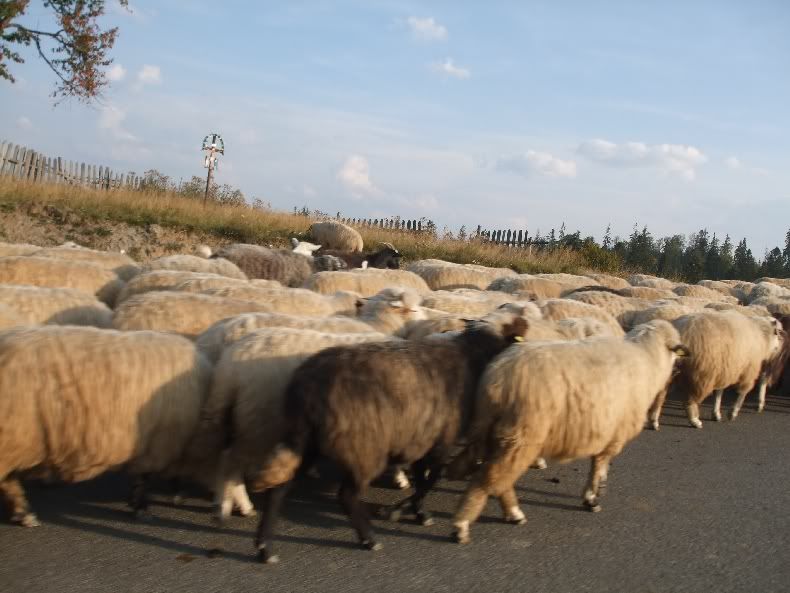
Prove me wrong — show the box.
[631,319,689,361]
[368,242,401,269]
[466,309,529,345]
[291,239,322,256]
[356,287,426,324]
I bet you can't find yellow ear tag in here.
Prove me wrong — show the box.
[514,336,524,342]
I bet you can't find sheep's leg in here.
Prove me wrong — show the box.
[254,482,292,564]
[686,400,703,429]
[582,455,611,512]
[232,483,255,517]
[648,386,669,430]
[169,478,187,506]
[756,374,769,413]
[338,476,380,551]
[531,457,548,470]
[711,389,724,422]
[497,487,526,525]
[383,454,444,526]
[0,475,39,527]
[729,384,754,421]
[129,474,152,520]
[393,466,411,490]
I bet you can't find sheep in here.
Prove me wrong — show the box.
[34,246,140,281]
[407,259,516,291]
[0,242,41,257]
[0,285,113,328]
[199,285,360,317]
[487,276,568,299]
[755,277,790,290]
[0,256,124,306]
[193,327,394,523]
[705,302,773,319]
[0,304,24,329]
[112,291,273,339]
[618,286,678,300]
[316,242,401,270]
[249,309,529,562]
[624,303,698,331]
[290,238,322,256]
[447,319,689,544]
[628,274,676,290]
[649,310,785,430]
[748,282,790,304]
[697,280,745,302]
[308,220,364,252]
[421,289,531,318]
[537,298,623,336]
[116,270,252,303]
[207,244,313,286]
[141,254,247,280]
[303,268,431,297]
[0,325,213,527]
[584,273,630,291]
[564,290,646,326]
[534,273,601,290]
[672,283,738,304]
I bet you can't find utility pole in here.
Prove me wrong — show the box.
[201,133,225,206]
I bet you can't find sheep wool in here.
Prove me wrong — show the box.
[117,270,240,303]
[407,259,516,291]
[0,242,42,258]
[210,244,313,286]
[0,284,113,328]
[0,326,212,527]
[0,256,124,306]
[303,268,430,297]
[141,254,247,280]
[35,246,140,281]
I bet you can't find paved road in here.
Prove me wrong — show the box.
[2,391,790,593]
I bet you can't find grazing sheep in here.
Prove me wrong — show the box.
[672,284,737,304]
[618,286,678,300]
[308,220,364,252]
[628,274,676,290]
[705,302,773,319]
[250,309,528,562]
[755,277,790,290]
[650,310,784,430]
[303,268,430,297]
[193,327,394,522]
[534,273,601,290]
[447,320,688,544]
[116,270,250,303]
[200,285,360,317]
[623,303,698,331]
[422,290,528,318]
[564,290,645,326]
[697,280,744,302]
[35,246,140,281]
[0,242,41,258]
[141,254,247,280]
[407,259,516,291]
[0,256,124,306]
[316,243,401,270]
[0,285,112,328]
[537,298,623,336]
[209,244,313,286]
[0,326,212,527]
[113,291,272,339]
[748,282,790,304]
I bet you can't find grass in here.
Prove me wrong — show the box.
[0,177,602,275]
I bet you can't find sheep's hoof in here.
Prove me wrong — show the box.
[393,472,411,490]
[417,511,434,526]
[257,546,279,564]
[583,500,602,513]
[757,405,765,414]
[13,512,40,527]
[711,412,722,422]
[689,418,703,429]
[238,508,257,519]
[452,531,470,544]
[505,516,527,526]
[361,539,382,551]
[531,458,548,470]
[728,411,738,422]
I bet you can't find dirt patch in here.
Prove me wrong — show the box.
[0,202,283,262]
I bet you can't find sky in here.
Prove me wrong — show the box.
[1,1,789,255]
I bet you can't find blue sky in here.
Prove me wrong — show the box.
[2,1,788,254]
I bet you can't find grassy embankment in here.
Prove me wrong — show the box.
[0,177,602,275]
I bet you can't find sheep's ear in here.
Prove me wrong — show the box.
[503,316,529,342]
[672,344,690,357]
[290,238,299,248]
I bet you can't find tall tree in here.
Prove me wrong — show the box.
[719,235,734,279]
[602,224,612,250]
[1,0,128,102]
[703,233,722,280]
[760,247,785,278]
[657,235,685,279]
[625,225,657,274]
[784,227,790,274]
[732,238,758,280]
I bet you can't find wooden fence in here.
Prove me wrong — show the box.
[335,215,431,234]
[0,140,144,190]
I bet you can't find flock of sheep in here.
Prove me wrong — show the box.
[0,219,788,564]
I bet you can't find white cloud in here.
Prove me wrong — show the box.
[107,64,126,82]
[136,64,161,86]
[337,155,380,197]
[16,116,32,130]
[577,139,707,180]
[496,150,577,179]
[724,156,741,169]
[431,58,470,80]
[407,16,448,41]
[98,105,137,142]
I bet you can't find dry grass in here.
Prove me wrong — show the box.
[0,178,595,274]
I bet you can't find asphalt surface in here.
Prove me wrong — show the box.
[2,390,790,593]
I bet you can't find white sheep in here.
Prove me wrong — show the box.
[748,282,790,304]
[407,259,516,291]
[0,325,213,526]
[116,270,250,303]
[112,291,273,339]
[583,273,630,291]
[537,298,624,336]
[0,256,124,306]
[447,320,688,544]
[421,290,535,318]
[141,254,247,280]
[194,327,393,521]
[303,268,430,297]
[628,274,676,290]
[34,246,140,281]
[672,283,738,304]
[651,310,784,429]
[0,284,113,328]
[487,275,570,299]
[290,238,322,256]
[308,220,364,252]
[199,285,360,317]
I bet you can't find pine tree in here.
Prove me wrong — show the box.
[760,247,785,277]
[732,238,758,280]
[784,228,790,274]
[558,222,566,241]
[704,233,722,280]
[719,235,734,279]
[658,235,685,279]
[602,224,612,250]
